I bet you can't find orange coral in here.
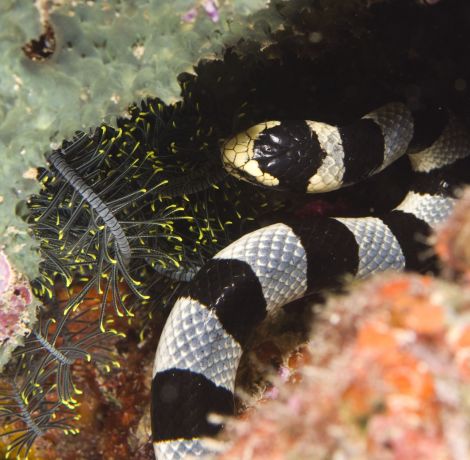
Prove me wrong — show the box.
[436,188,470,277]
[217,270,470,460]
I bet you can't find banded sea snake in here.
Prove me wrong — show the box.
[151,102,470,459]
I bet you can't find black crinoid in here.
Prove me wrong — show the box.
[0,61,280,457]
[0,298,120,457]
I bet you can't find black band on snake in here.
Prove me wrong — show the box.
[151,102,470,459]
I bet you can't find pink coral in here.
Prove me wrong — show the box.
[0,250,34,348]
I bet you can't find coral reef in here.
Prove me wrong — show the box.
[1,0,470,458]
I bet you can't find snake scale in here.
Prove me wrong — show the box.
[151,102,470,459]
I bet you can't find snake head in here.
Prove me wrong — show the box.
[221,120,326,193]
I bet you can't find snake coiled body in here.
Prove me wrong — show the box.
[151,102,470,459]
